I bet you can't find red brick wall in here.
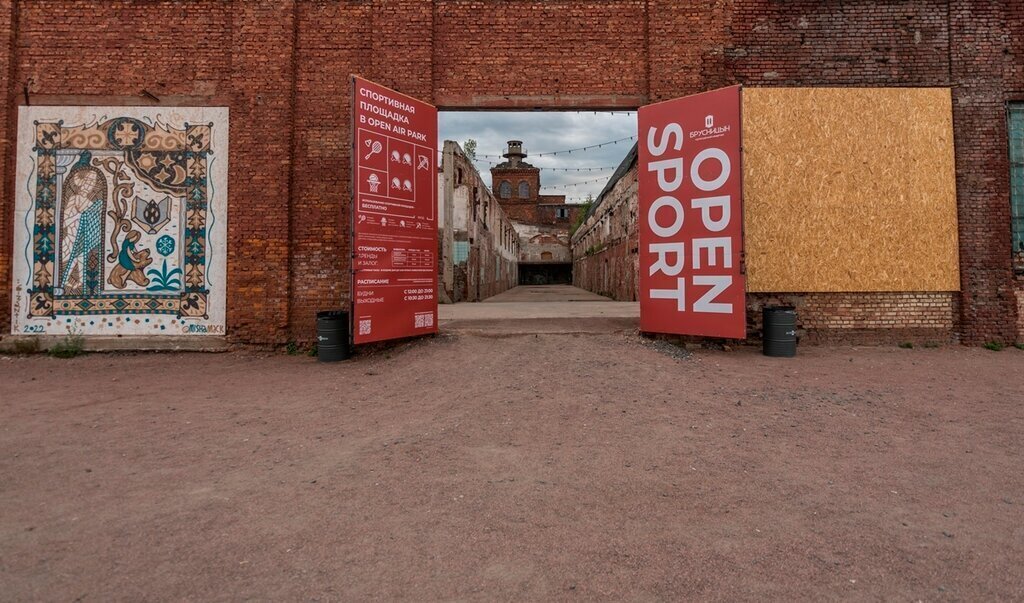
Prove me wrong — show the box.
[948,1,1021,345]
[0,1,1020,345]
[0,0,15,343]
[725,1,950,87]
[574,237,640,302]
[288,1,371,344]
[572,158,639,302]
[498,202,537,224]
[747,293,958,345]
[536,204,580,227]
[433,0,648,108]
[228,1,296,345]
[491,164,580,227]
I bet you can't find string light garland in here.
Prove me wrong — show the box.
[538,166,618,172]
[474,135,637,159]
[469,156,617,172]
[435,151,619,173]
[433,129,636,197]
[537,174,614,190]
[536,135,637,157]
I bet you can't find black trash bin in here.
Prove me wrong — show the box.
[763,306,797,357]
[316,310,350,362]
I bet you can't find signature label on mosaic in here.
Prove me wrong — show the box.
[351,77,438,344]
[10,107,228,336]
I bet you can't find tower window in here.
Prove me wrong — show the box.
[518,181,530,198]
[499,181,512,199]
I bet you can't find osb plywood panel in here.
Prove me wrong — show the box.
[742,88,959,292]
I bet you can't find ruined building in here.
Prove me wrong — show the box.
[437,141,519,303]
[490,141,583,285]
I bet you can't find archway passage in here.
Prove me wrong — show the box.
[434,110,642,334]
[518,263,571,286]
[436,110,637,329]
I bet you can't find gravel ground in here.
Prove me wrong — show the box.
[1,335,1022,601]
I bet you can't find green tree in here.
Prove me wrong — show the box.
[569,194,595,237]
[462,139,477,161]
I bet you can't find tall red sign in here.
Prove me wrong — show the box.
[637,86,745,339]
[351,76,438,344]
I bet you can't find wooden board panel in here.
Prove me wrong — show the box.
[742,88,959,292]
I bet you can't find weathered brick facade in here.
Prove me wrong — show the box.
[439,141,519,303]
[0,1,1020,345]
[746,293,958,346]
[572,148,640,302]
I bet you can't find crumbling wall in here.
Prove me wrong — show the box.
[439,142,518,302]
[571,162,639,302]
[516,223,571,265]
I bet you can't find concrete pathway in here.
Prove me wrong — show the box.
[439,285,639,334]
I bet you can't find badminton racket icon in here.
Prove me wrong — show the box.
[364,139,382,160]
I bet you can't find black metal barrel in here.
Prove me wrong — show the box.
[763,306,797,357]
[316,310,350,362]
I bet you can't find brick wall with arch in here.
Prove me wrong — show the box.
[0,1,1020,345]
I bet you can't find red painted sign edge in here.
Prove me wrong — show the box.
[637,85,747,339]
[349,75,439,345]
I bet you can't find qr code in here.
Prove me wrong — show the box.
[358,319,372,335]
[414,312,434,328]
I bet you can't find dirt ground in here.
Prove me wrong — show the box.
[1,334,1022,601]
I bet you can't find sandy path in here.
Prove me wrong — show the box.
[1,336,1022,600]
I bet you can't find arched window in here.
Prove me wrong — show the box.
[498,181,512,198]
[518,181,529,198]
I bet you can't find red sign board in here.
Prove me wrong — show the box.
[637,85,745,339]
[351,76,438,344]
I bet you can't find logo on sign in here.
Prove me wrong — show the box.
[638,85,745,339]
[691,114,731,141]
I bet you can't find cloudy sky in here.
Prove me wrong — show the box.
[439,111,637,204]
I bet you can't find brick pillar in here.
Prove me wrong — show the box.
[0,0,15,335]
[228,0,297,345]
[950,1,1018,344]
[287,2,372,345]
[647,0,732,101]
[369,0,434,102]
